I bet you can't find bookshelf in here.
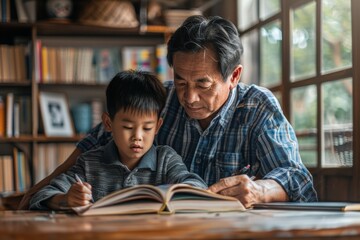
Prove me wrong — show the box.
[0,1,173,197]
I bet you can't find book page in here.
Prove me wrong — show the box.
[92,185,164,209]
[163,184,246,213]
[165,184,242,202]
[168,199,245,213]
[81,201,164,216]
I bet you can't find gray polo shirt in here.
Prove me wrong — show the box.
[29,141,207,210]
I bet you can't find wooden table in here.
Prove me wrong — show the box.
[1,210,360,239]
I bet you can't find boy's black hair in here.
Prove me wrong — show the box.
[106,70,166,119]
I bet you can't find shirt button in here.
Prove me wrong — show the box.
[196,159,201,164]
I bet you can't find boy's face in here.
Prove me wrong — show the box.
[103,110,163,169]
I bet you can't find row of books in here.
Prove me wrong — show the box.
[35,41,173,84]
[1,0,12,23]
[0,143,75,195]
[33,143,75,184]
[0,93,31,138]
[0,147,31,194]
[155,44,173,83]
[0,91,104,138]
[1,0,35,23]
[0,44,31,82]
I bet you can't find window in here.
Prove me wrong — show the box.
[238,0,359,200]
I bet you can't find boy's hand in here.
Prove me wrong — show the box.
[66,182,93,207]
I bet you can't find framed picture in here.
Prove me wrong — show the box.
[39,92,74,137]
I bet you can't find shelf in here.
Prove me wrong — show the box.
[0,82,32,87]
[0,22,33,36]
[34,21,172,37]
[0,136,34,143]
[33,135,84,143]
[0,21,174,36]
[38,82,108,88]
[0,135,84,143]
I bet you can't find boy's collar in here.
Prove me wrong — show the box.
[136,146,157,170]
[103,141,157,171]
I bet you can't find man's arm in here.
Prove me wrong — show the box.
[18,148,82,210]
[208,177,288,208]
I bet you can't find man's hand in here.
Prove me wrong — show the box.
[208,176,288,208]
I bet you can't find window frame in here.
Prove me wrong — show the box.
[237,0,360,200]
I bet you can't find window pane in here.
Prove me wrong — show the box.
[241,30,259,85]
[260,20,282,88]
[322,78,353,167]
[291,85,317,167]
[291,2,316,81]
[237,0,258,31]
[321,0,352,73]
[272,91,282,108]
[259,0,280,20]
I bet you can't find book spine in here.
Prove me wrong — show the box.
[35,40,42,83]
[14,0,28,22]
[0,96,5,137]
[5,92,14,137]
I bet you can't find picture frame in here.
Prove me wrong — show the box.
[39,91,74,137]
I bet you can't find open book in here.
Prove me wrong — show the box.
[73,184,245,216]
[253,202,360,211]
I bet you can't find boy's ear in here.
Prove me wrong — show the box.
[155,117,163,134]
[102,112,112,132]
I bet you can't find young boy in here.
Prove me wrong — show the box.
[29,70,207,210]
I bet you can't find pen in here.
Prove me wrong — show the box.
[231,164,256,180]
[231,164,250,176]
[75,174,94,202]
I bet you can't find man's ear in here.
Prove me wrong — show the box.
[155,117,163,134]
[102,112,112,132]
[229,65,243,89]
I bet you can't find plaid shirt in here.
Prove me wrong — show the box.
[77,82,317,202]
[30,142,207,210]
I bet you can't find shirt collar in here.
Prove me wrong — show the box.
[136,145,157,170]
[103,141,157,171]
[217,87,237,127]
[184,86,238,130]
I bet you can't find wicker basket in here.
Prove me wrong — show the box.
[164,9,202,28]
[78,0,139,28]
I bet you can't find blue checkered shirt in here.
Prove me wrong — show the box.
[77,82,317,202]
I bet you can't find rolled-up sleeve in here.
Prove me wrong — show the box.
[256,111,318,202]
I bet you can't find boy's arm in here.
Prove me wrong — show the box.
[18,148,82,210]
[162,147,207,189]
[46,182,93,210]
[29,157,92,210]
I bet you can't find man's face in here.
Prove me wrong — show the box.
[103,110,162,169]
[173,49,239,128]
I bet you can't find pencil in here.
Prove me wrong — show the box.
[75,174,94,202]
[75,174,83,184]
